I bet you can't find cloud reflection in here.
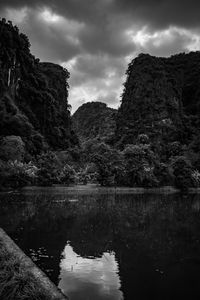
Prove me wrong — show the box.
[58,244,123,300]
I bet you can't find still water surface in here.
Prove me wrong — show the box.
[0,187,200,300]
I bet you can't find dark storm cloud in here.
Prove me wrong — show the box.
[2,0,200,29]
[113,0,200,29]
[1,0,200,111]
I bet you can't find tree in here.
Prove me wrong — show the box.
[123,143,158,187]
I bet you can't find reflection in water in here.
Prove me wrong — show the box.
[59,244,123,300]
[1,189,200,299]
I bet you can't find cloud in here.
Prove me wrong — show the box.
[113,0,200,30]
[130,26,200,57]
[64,54,125,112]
[64,26,134,112]
[3,6,84,62]
[1,0,200,111]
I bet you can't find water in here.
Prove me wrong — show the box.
[0,187,200,300]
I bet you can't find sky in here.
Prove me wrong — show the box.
[1,0,200,112]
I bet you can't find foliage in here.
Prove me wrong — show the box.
[58,164,77,184]
[36,151,78,186]
[88,142,125,186]
[0,135,25,161]
[72,101,116,143]
[122,143,158,187]
[0,239,56,300]
[191,170,200,188]
[76,163,98,184]
[115,52,200,153]
[36,152,61,186]
[0,18,78,161]
[154,162,173,186]
[171,156,194,190]
[0,160,38,189]
[1,20,200,189]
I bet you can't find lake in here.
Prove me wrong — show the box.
[0,187,200,300]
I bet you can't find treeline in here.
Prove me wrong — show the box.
[1,133,199,190]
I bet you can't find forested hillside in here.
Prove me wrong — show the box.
[73,52,200,189]
[0,19,79,188]
[115,52,200,148]
[0,18,78,158]
[110,52,200,188]
[72,102,116,142]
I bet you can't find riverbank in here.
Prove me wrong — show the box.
[1,184,200,195]
[0,228,68,300]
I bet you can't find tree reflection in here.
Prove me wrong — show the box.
[0,190,200,299]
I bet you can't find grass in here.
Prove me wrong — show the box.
[0,239,64,300]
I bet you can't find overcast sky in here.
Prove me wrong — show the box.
[1,0,200,112]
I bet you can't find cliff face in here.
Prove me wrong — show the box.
[115,52,200,147]
[16,61,78,150]
[0,19,78,157]
[72,101,117,142]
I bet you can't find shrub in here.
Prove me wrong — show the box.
[122,144,158,187]
[0,136,25,161]
[191,170,200,187]
[58,164,77,184]
[36,152,60,186]
[0,160,38,189]
[76,164,98,184]
[36,152,77,186]
[154,162,173,186]
[172,156,194,190]
[90,143,125,186]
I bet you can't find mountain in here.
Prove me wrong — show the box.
[115,52,200,148]
[0,18,78,158]
[72,101,117,142]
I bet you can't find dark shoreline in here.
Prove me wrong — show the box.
[1,184,200,195]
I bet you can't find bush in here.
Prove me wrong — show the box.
[36,152,60,186]
[191,170,200,187]
[0,160,38,189]
[90,143,125,186]
[122,144,158,187]
[36,151,77,186]
[154,162,173,186]
[58,164,77,184]
[0,136,25,161]
[76,163,98,184]
[172,156,194,190]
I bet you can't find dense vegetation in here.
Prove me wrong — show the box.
[0,19,79,189]
[115,52,200,147]
[113,52,200,189]
[0,18,78,152]
[73,53,200,190]
[0,18,200,190]
[72,101,116,143]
